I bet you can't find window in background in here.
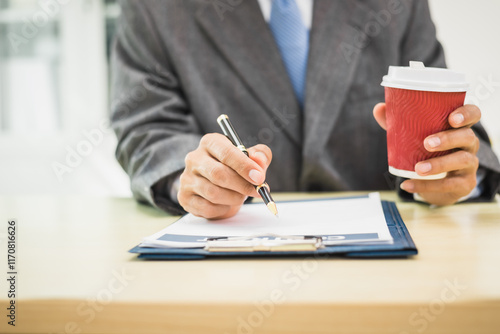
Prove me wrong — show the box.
[0,0,119,135]
[104,0,119,61]
[0,0,130,197]
[0,0,60,133]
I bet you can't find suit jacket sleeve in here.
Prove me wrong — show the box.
[397,0,500,201]
[110,1,200,215]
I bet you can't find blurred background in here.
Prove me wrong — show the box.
[0,0,499,197]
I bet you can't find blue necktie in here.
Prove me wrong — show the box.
[269,0,309,107]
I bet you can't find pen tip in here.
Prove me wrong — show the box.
[267,202,278,217]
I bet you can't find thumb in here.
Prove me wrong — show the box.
[373,102,387,131]
[247,144,272,171]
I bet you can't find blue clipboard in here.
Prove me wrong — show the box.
[129,199,418,260]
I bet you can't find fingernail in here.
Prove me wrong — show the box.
[249,169,263,184]
[451,113,464,125]
[400,181,414,192]
[255,152,268,165]
[417,162,432,174]
[426,136,441,148]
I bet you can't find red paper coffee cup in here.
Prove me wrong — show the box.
[381,61,468,180]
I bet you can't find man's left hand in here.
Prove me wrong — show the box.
[373,103,480,206]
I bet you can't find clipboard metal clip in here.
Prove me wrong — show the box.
[204,234,323,253]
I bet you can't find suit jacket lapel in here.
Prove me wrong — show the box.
[302,0,372,165]
[195,1,302,147]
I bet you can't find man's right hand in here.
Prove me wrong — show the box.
[178,133,272,219]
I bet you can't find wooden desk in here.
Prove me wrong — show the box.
[1,192,499,334]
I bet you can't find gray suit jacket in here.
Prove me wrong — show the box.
[111,0,500,214]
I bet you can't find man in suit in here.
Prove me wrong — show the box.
[111,0,500,219]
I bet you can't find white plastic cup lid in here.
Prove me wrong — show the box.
[381,61,469,92]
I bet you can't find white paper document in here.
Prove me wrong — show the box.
[140,193,394,249]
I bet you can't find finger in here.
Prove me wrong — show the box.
[449,104,481,128]
[194,175,247,206]
[191,155,259,198]
[372,103,387,130]
[179,163,245,219]
[201,133,266,185]
[400,173,476,197]
[185,195,233,219]
[424,128,479,154]
[209,205,243,220]
[178,173,245,219]
[414,150,479,177]
[247,144,272,170]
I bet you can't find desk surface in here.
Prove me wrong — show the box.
[1,192,499,334]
